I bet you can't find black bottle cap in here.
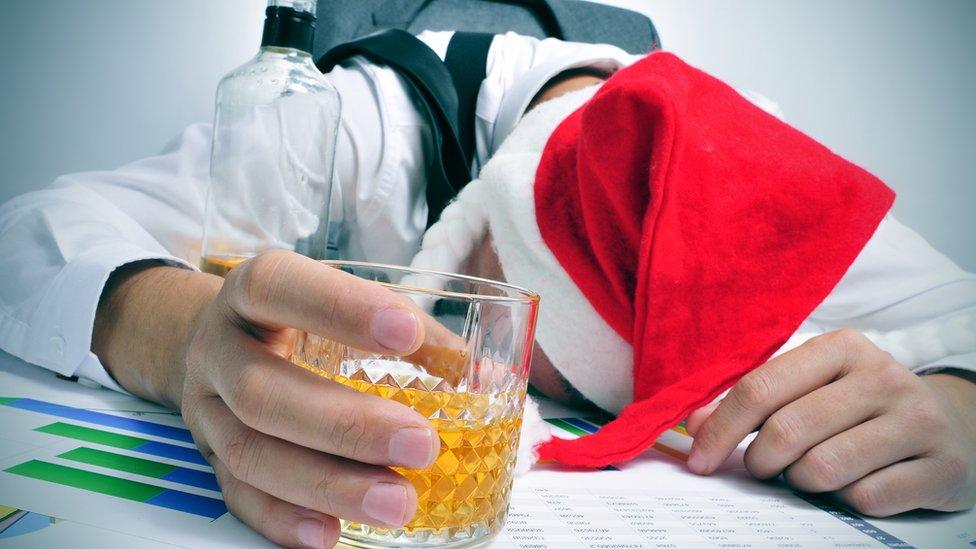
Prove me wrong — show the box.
[260,6,315,53]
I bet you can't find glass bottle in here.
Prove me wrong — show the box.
[201,0,340,277]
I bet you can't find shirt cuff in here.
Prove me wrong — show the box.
[75,350,131,393]
[7,242,195,394]
[913,352,976,377]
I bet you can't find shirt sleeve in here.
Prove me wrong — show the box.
[477,32,641,167]
[0,57,403,392]
[808,215,976,375]
[0,123,213,391]
[336,30,641,266]
[326,55,433,266]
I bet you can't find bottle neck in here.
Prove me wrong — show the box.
[260,5,314,54]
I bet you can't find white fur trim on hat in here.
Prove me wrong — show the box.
[412,85,635,416]
[514,395,548,476]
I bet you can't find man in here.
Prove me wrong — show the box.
[0,31,636,548]
[0,31,973,549]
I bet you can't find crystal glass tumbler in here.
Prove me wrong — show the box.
[290,261,540,548]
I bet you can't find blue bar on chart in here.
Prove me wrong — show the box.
[5,460,225,520]
[561,417,601,434]
[1,397,193,443]
[35,422,208,466]
[135,441,209,466]
[162,468,220,492]
[146,489,227,519]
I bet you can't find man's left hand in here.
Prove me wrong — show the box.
[685,329,976,516]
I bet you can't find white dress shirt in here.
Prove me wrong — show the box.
[0,31,636,391]
[0,31,973,394]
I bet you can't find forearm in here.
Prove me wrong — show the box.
[92,262,222,408]
[0,124,211,390]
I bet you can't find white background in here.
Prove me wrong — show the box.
[1,0,973,270]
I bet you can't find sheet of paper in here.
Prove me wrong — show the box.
[507,401,976,549]
[0,354,265,548]
[494,472,909,548]
[1,351,974,549]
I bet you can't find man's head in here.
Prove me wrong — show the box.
[411,74,637,414]
[460,228,599,411]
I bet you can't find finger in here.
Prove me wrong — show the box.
[744,373,885,479]
[835,456,968,517]
[296,302,470,384]
[224,251,425,354]
[211,458,341,549]
[212,332,439,468]
[783,415,930,493]
[684,400,721,438]
[688,330,875,475]
[198,396,418,527]
[405,314,470,385]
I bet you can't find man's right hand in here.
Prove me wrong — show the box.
[93,251,440,548]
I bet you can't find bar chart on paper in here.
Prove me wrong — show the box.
[0,396,226,523]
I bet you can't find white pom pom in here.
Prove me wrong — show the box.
[514,396,552,476]
[409,179,489,275]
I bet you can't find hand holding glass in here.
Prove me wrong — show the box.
[290,261,539,548]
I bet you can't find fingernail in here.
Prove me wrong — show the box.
[370,309,419,352]
[389,427,438,468]
[297,519,326,549]
[687,449,708,475]
[363,483,409,526]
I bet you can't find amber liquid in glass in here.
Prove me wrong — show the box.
[293,358,524,539]
[332,373,520,531]
[200,255,248,277]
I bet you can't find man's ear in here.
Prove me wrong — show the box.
[527,69,607,112]
[458,229,506,283]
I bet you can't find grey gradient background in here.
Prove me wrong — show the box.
[1,0,973,270]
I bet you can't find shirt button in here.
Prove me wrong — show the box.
[49,336,66,360]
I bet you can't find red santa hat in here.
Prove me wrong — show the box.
[412,52,894,468]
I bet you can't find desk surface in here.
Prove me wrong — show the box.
[0,350,972,548]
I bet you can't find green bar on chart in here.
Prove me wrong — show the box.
[5,460,164,502]
[58,447,177,479]
[35,422,145,450]
[544,418,590,437]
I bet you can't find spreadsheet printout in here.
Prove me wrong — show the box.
[493,480,910,548]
